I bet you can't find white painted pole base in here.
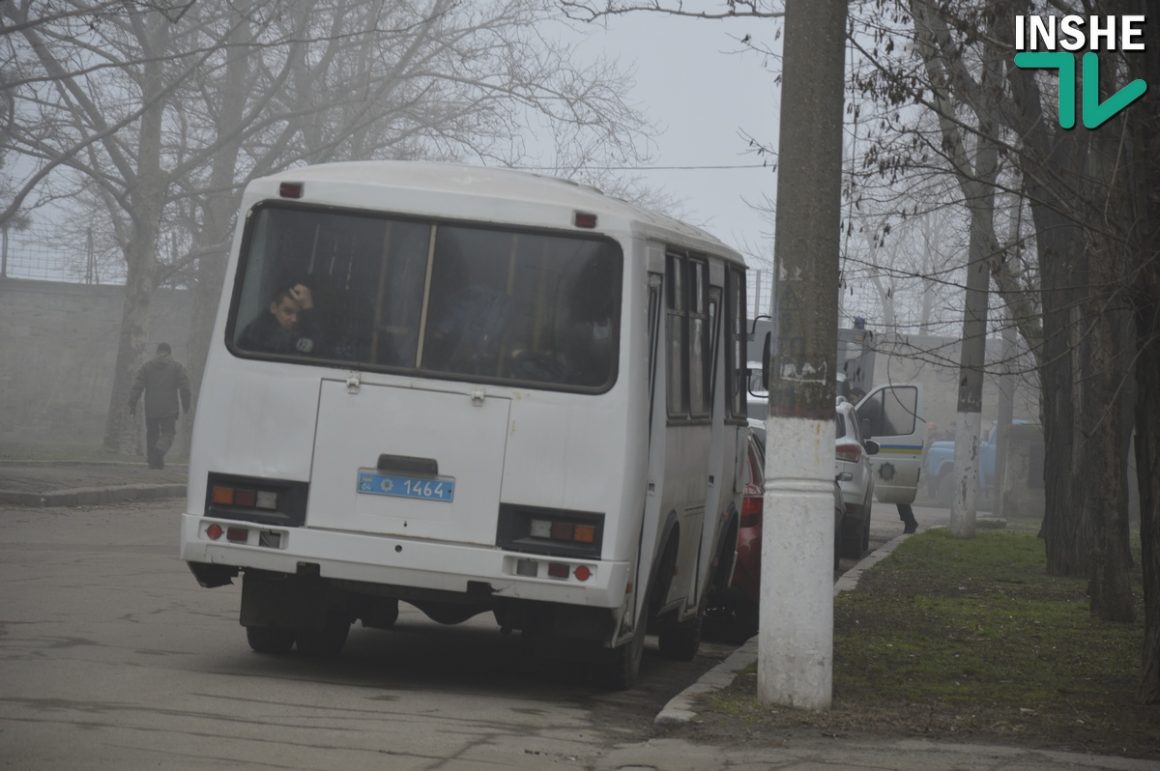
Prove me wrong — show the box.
[949,411,981,538]
[759,416,834,710]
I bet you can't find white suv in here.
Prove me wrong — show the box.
[835,399,878,559]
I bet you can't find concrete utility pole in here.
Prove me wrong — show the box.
[760,0,848,710]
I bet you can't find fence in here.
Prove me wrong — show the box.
[0,225,126,285]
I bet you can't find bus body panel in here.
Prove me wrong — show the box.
[308,379,511,542]
[180,512,630,606]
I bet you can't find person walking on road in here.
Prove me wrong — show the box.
[128,343,191,469]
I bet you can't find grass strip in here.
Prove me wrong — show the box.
[694,529,1157,759]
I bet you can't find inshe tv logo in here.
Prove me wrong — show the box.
[1013,15,1148,129]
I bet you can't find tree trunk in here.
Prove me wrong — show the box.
[1136,304,1160,703]
[997,9,1095,576]
[102,256,156,452]
[186,6,253,419]
[1085,240,1134,622]
[101,13,169,453]
[1130,0,1160,700]
[993,318,1016,518]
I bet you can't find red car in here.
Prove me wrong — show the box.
[708,427,846,642]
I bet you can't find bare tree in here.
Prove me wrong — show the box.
[3,0,652,453]
[561,0,1159,702]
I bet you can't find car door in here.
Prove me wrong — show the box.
[855,384,923,505]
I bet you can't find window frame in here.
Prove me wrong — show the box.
[724,266,748,424]
[687,257,711,419]
[224,200,624,395]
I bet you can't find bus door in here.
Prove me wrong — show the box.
[856,384,924,506]
[307,378,511,544]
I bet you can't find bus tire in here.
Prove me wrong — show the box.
[658,608,703,661]
[296,613,350,659]
[246,626,295,655]
[597,587,650,690]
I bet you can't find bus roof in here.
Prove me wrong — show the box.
[253,161,746,266]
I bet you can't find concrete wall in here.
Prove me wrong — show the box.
[0,279,194,445]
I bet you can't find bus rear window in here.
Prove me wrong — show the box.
[229,204,622,391]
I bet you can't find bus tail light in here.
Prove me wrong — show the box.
[499,505,604,559]
[205,474,308,528]
[211,483,279,510]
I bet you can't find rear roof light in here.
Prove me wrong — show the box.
[279,181,303,198]
[574,211,597,228]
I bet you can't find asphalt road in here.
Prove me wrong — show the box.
[0,497,946,769]
[0,499,739,770]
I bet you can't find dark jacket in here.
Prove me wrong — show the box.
[237,310,322,356]
[129,353,191,419]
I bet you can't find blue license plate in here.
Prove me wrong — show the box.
[356,470,455,502]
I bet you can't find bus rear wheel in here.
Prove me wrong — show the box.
[246,626,295,655]
[296,613,350,659]
[596,581,651,690]
[658,597,705,661]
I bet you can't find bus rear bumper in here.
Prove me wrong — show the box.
[179,513,630,608]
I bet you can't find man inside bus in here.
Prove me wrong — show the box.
[238,281,322,355]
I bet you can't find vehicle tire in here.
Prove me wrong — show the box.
[658,601,704,662]
[295,613,350,659]
[596,586,650,690]
[839,511,867,559]
[729,604,758,644]
[861,507,871,553]
[936,471,955,508]
[245,626,295,655]
[833,508,844,569]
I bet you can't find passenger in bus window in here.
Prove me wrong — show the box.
[238,281,322,355]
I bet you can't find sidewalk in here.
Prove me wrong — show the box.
[597,735,1159,771]
[0,459,186,506]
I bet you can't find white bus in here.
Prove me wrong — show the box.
[180,161,750,688]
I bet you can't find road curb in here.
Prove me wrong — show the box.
[654,529,916,727]
[0,483,186,507]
